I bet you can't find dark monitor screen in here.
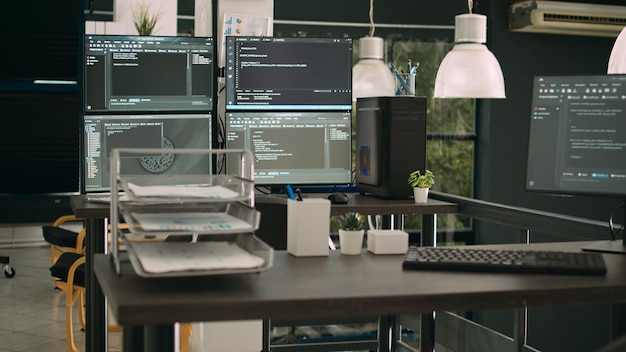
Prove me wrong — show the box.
[224,36,353,111]
[84,35,214,113]
[225,111,353,185]
[82,113,212,192]
[525,75,626,198]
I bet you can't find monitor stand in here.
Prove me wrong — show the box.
[582,201,626,254]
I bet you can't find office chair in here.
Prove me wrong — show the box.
[49,251,87,352]
[49,252,192,352]
[42,215,86,288]
[1,255,15,278]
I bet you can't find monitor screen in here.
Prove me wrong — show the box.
[84,35,214,113]
[82,113,212,192]
[224,36,353,111]
[225,111,353,186]
[525,75,626,198]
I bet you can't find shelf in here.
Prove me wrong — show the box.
[124,233,274,278]
[121,202,260,237]
[120,174,254,203]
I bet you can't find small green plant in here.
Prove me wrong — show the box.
[132,2,162,36]
[407,169,435,188]
[337,212,364,231]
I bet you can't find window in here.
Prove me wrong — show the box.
[390,40,474,235]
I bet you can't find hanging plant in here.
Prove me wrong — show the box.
[132,2,162,36]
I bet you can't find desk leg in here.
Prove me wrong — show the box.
[420,214,437,247]
[144,324,175,352]
[611,303,626,339]
[419,215,437,351]
[420,313,435,352]
[86,218,107,352]
[123,326,144,351]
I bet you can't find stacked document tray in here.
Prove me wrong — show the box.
[109,148,273,277]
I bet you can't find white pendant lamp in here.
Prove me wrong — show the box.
[352,0,396,99]
[352,36,397,99]
[434,1,505,99]
[608,26,626,74]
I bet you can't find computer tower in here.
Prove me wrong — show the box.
[356,96,427,198]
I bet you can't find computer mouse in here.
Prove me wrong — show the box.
[328,192,349,204]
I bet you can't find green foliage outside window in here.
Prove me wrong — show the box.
[391,40,474,231]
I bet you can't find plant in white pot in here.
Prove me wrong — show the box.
[337,212,365,255]
[407,169,435,203]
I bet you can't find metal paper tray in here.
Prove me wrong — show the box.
[123,233,274,278]
[121,201,260,238]
[119,174,254,203]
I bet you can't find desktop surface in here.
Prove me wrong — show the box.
[95,241,626,327]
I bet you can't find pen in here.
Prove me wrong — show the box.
[295,187,303,201]
[390,64,413,95]
[285,184,296,200]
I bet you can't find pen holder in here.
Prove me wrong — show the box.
[287,198,330,257]
[395,73,415,96]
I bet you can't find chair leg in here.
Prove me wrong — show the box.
[66,288,82,352]
[78,291,86,329]
[180,323,192,352]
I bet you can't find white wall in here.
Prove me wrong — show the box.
[86,0,178,35]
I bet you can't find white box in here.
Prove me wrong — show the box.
[287,198,330,257]
[367,230,409,255]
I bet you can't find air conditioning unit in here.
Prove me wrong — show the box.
[509,0,626,37]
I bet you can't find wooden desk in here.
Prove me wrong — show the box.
[72,193,457,352]
[95,242,626,352]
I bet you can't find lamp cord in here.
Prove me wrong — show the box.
[369,0,375,36]
[468,0,473,14]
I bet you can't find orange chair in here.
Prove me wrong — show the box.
[50,250,192,352]
[42,215,86,289]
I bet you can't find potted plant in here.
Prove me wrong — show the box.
[131,2,162,36]
[336,212,365,255]
[407,169,435,203]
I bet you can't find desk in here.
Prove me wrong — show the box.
[95,241,626,352]
[70,196,109,352]
[71,193,457,352]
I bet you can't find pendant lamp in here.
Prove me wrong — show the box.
[352,0,396,99]
[608,26,626,74]
[352,36,396,99]
[434,1,505,99]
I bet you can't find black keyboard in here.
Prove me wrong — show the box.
[402,246,607,276]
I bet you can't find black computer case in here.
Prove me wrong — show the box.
[355,96,427,198]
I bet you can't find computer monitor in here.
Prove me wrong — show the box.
[224,36,353,111]
[525,74,626,252]
[225,111,353,186]
[82,113,212,192]
[83,35,214,113]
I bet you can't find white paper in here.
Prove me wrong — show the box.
[132,241,265,273]
[127,183,240,199]
[131,212,251,232]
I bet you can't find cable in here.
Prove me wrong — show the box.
[368,0,375,37]
[608,202,625,241]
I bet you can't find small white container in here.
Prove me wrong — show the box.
[367,229,409,255]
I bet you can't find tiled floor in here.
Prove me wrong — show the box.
[0,245,121,352]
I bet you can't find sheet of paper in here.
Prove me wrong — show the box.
[127,183,240,199]
[131,212,251,232]
[132,241,265,273]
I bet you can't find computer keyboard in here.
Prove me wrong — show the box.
[402,246,607,276]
